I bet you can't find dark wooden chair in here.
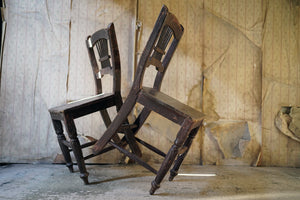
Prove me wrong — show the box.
[92,5,205,195]
[49,23,141,184]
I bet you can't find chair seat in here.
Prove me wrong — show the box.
[49,93,116,120]
[138,87,205,126]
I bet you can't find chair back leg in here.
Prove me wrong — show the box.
[123,124,142,157]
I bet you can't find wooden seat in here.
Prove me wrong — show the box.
[49,23,141,184]
[49,93,116,119]
[92,5,205,195]
[139,87,204,126]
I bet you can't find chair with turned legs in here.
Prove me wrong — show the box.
[92,5,205,195]
[49,23,141,184]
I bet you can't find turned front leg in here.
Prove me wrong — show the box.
[149,119,192,195]
[169,126,200,181]
[52,119,73,172]
[64,115,89,184]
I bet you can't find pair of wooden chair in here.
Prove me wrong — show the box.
[49,5,204,195]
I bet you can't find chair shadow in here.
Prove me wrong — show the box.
[88,173,149,185]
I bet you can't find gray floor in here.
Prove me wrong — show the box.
[0,164,299,200]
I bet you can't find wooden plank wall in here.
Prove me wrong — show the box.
[0,0,299,166]
[136,0,299,166]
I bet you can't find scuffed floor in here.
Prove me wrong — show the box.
[0,164,299,200]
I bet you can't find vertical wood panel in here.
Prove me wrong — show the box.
[0,0,71,162]
[202,0,262,165]
[261,0,300,167]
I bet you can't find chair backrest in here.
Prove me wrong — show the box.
[86,23,121,96]
[132,5,184,93]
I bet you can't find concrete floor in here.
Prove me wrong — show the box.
[0,164,299,200]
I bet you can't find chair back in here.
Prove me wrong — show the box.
[86,23,121,96]
[132,5,184,93]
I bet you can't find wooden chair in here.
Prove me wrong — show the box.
[92,5,205,195]
[49,23,141,184]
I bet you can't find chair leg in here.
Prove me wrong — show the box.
[169,126,200,181]
[149,120,192,195]
[124,127,142,157]
[101,109,142,158]
[100,109,122,144]
[64,116,89,184]
[52,119,74,173]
